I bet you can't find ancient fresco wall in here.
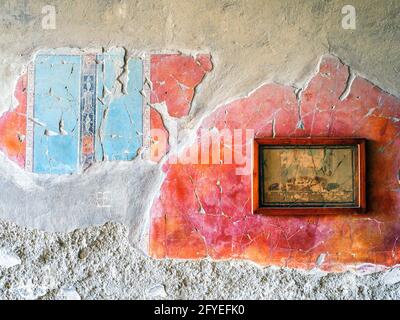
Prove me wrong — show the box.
[1,49,144,174]
[0,74,27,168]
[0,49,399,271]
[0,49,213,237]
[0,50,212,174]
[149,55,400,271]
[0,1,399,278]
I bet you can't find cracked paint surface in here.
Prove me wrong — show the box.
[0,49,144,174]
[150,107,170,162]
[150,54,212,118]
[150,55,400,271]
[95,53,143,162]
[0,50,399,271]
[0,73,27,168]
[0,51,212,174]
[33,54,82,174]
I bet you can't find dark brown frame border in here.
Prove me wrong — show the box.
[253,138,366,216]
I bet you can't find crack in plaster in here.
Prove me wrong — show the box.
[339,67,357,101]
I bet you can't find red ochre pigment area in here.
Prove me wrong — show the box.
[149,55,400,271]
[150,54,212,118]
[0,74,27,168]
[150,107,170,162]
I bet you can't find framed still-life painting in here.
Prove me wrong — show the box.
[253,138,366,215]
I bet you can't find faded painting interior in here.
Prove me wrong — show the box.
[261,146,356,206]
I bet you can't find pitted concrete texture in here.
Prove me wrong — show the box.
[0,220,399,300]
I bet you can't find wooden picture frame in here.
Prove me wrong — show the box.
[253,138,366,215]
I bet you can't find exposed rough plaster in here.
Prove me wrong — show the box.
[0,247,21,269]
[0,153,161,254]
[1,220,400,300]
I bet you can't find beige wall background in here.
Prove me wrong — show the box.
[1,0,399,118]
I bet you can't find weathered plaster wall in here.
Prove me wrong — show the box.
[1,220,400,300]
[0,0,400,299]
[149,55,400,271]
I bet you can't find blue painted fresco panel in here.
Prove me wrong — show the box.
[95,54,143,161]
[33,55,81,174]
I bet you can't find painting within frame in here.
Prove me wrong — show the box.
[253,138,366,215]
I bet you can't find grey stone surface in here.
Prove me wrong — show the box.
[0,220,399,300]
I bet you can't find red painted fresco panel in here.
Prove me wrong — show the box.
[0,74,27,168]
[150,55,400,270]
[150,54,212,118]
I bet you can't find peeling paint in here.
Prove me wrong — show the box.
[0,48,145,174]
[150,55,400,271]
[150,54,212,118]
